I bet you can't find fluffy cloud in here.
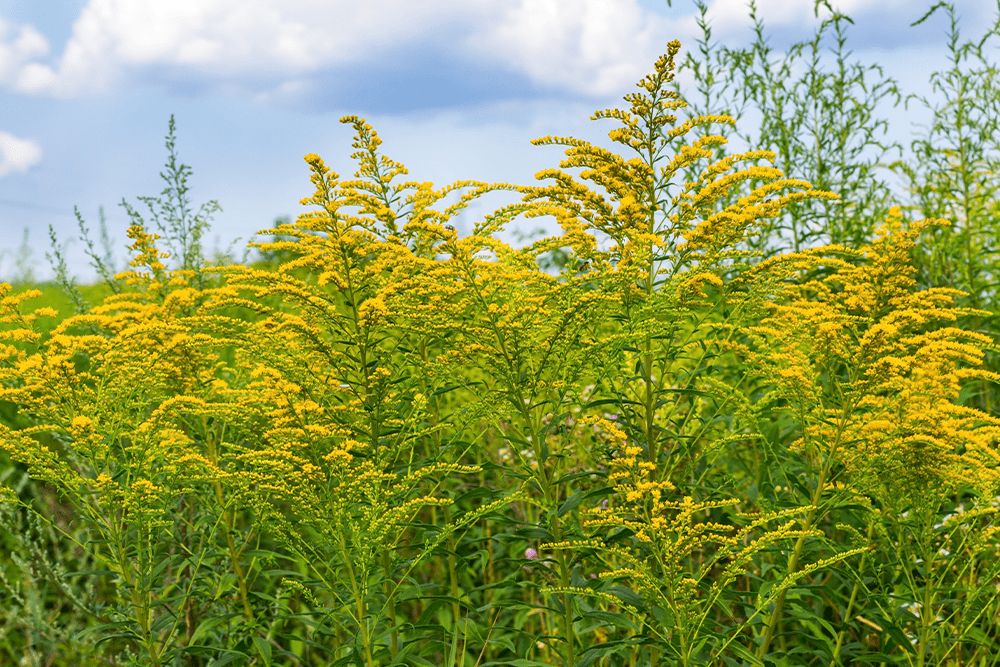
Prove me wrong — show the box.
[0,131,43,178]
[0,0,673,102]
[6,0,976,107]
[464,0,667,97]
[0,18,51,90]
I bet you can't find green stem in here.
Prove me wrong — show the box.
[830,521,876,666]
[755,463,830,658]
[557,548,576,667]
[113,525,162,667]
[343,554,376,667]
[381,551,400,659]
[443,503,463,666]
[206,430,255,624]
[916,536,938,667]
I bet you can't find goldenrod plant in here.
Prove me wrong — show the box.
[738,210,1000,664]
[889,2,1000,415]
[3,4,1000,665]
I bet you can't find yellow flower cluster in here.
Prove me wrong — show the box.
[746,209,1000,514]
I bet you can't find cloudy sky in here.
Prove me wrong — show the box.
[0,0,996,282]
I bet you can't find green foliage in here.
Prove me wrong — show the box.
[675,0,904,254]
[4,3,1000,667]
[891,1,1000,307]
[127,114,221,279]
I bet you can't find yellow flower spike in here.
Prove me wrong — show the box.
[70,415,93,433]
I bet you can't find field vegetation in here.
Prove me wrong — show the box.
[3,1,1000,665]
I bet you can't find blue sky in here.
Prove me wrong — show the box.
[0,0,996,282]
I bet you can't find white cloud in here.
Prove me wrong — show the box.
[0,131,43,177]
[0,18,50,88]
[465,0,670,96]
[1,0,996,104]
[0,0,487,97]
[0,0,675,101]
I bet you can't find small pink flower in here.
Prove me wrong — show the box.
[525,547,538,560]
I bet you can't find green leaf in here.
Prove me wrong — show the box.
[558,490,585,517]
[252,636,272,666]
[207,649,250,667]
[725,640,765,666]
[581,610,639,631]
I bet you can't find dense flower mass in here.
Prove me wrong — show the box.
[3,26,1000,667]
